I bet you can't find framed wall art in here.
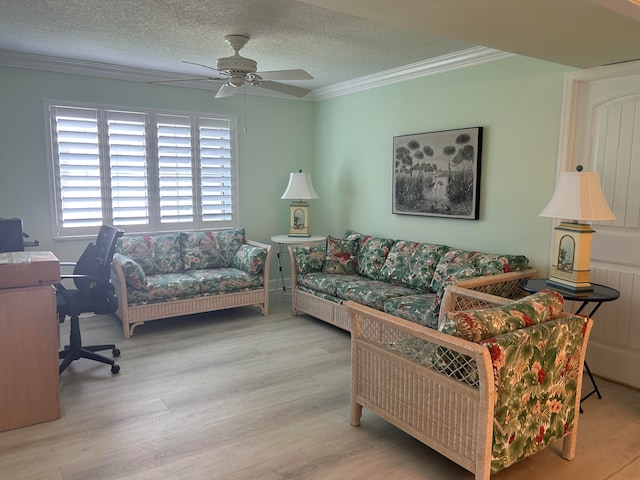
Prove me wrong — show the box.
[392,126,483,220]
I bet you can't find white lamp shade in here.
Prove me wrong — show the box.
[281,172,319,200]
[539,171,616,221]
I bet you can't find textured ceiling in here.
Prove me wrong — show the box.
[1,0,640,95]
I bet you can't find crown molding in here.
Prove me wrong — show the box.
[311,47,514,101]
[0,47,513,102]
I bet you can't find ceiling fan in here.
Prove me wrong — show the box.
[150,34,313,98]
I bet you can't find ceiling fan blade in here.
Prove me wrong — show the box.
[256,69,313,81]
[148,76,223,84]
[258,81,311,98]
[215,83,236,98]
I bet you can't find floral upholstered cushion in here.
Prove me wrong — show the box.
[113,253,147,290]
[116,233,183,275]
[378,240,447,292]
[383,294,437,328]
[125,272,201,306]
[438,290,564,342]
[187,268,264,294]
[181,228,245,270]
[323,236,358,274]
[474,253,530,275]
[429,249,481,293]
[482,315,589,473]
[293,245,326,274]
[335,279,420,310]
[298,272,360,296]
[356,236,394,280]
[231,244,267,275]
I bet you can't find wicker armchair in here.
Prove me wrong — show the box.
[349,285,593,479]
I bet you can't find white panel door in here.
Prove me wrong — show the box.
[558,61,640,389]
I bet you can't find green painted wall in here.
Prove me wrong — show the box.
[313,56,575,273]
[1,55,575,275]
[0,67,313,261]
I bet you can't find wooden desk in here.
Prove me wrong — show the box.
[0,251,60,431]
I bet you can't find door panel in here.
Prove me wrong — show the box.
[559,61,640,389]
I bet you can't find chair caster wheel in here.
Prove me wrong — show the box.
[113,348,121,357]
[111,364,120,374]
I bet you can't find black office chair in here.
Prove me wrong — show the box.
[57,225,124,374]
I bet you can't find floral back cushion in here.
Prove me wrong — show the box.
[474,253,529,275]
[439,290,564,342]
[356,236,394,280]
[116,233,182,275]
[293,245,326,275]
[482,315,589,473]
[378,240,447,292]
[323,236,358,274]
[181,228,245,270]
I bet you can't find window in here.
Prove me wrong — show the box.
[46,102,238,238]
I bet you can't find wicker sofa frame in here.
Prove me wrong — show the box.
[288,241,537,332]
[348,285,593,480]
[111,239,272,338]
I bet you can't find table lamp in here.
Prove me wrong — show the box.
[539,165,616,291]
[281,170,319,237]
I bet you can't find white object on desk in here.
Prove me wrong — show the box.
[271,235,325,293]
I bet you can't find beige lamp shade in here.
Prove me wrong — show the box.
[281,172,319,200]
[281,171,318,237]
[539,171,616,221]
[539,169,615,292]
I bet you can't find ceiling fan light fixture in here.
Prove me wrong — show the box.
[228,76,245,88]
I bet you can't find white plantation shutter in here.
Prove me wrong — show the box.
[157,115,193,223]
[50,106,103,229]
[200,118,233,222]
[47,103,238,237]
[107,111,149,226]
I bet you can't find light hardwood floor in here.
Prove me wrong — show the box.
[1,296,638,480]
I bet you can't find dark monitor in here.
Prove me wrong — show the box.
[0,218,25,253]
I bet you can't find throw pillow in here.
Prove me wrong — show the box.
[438,289,565,342]
[113,252,147,290]
[231,244,267,275]
[323,236,358,274]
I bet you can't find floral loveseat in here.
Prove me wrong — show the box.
[289,230,537,332]
[349,285,593,479]
[110,228,272,338]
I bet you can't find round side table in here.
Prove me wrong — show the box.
[271,235,325,293]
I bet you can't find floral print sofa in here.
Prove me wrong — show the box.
[349,285,593,479]
[110,228,272,338]
[288,230,537,332]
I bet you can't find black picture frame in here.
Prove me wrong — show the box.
[392,126,483,220]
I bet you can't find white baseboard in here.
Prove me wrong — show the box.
[586,340,640,390]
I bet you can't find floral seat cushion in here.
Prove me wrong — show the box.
[336,279,420,310]
[383,293,438,328]
[187,268,263,294]
[125,272,201,306]
[298,272,362,296]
